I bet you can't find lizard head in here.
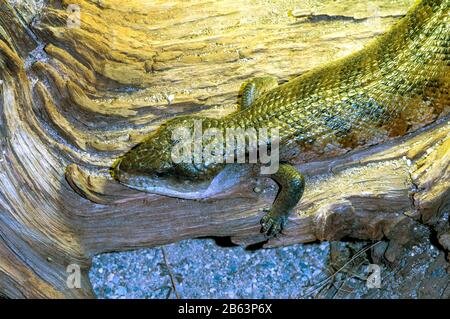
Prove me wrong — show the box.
[111,116,224,198]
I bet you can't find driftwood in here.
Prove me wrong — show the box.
[0,0,448,298]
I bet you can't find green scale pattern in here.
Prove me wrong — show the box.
[111,0,449,237]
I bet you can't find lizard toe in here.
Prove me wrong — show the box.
[260,214,273,234]
[260,214,287,237]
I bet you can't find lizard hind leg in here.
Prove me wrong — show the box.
[260,163,305,237]
[238,76,278,110]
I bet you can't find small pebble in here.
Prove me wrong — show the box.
[253,186,262,193]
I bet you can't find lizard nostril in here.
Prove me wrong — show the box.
[111,159,122,180]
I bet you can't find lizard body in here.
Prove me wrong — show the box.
[112,0,449,236]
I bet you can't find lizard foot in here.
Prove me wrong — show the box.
[260,211,287,237]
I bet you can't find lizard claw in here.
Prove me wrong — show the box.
[260,212,287,237]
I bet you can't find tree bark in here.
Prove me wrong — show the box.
[0,0,448,298]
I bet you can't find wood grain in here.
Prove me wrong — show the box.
[1,0,448,298]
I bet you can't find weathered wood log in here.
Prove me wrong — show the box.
[0,0,448,298]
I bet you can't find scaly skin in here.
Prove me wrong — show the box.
[112,0,449,237]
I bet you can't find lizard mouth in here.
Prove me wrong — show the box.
[112,164,247,200]
[115,170,212,199]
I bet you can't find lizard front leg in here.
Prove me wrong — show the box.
[238,76,278,110]
[260,163,305,237]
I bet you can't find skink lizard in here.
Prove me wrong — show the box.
[111,0,449,237]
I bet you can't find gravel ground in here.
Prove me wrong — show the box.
[89,231,450,299]
[89,239,330,299]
